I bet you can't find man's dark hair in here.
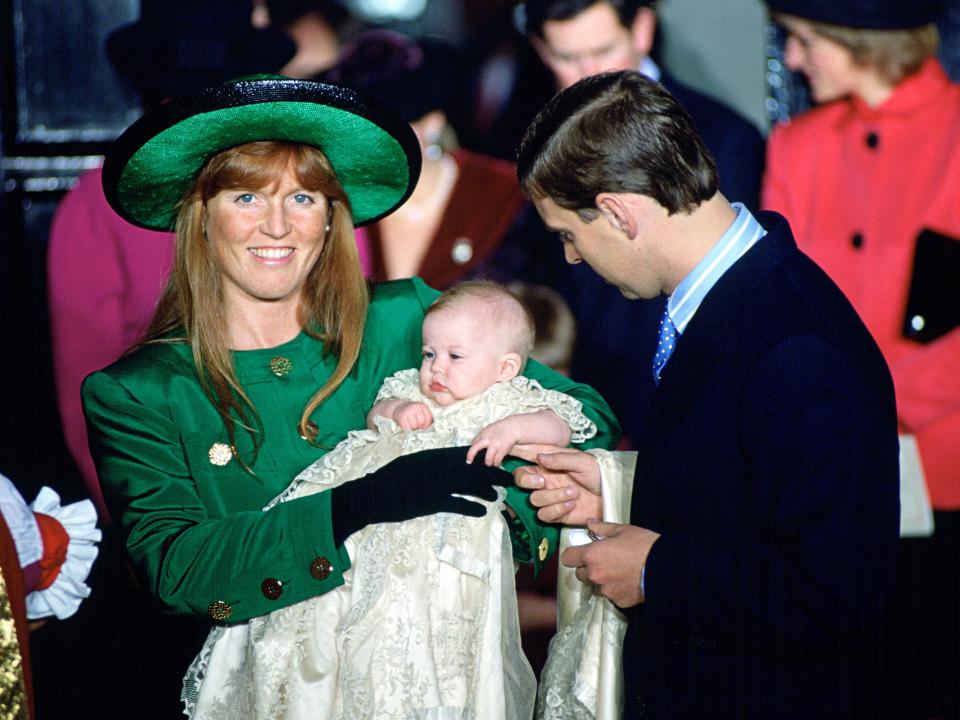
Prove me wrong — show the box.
[523,0,651,38]
[517,70,718,217]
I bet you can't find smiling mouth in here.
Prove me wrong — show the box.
[249,247,294,259]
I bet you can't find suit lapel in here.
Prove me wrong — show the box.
[650,212,797,417]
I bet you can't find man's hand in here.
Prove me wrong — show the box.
[512,448,603,525]
[394,401,434,430]
[561,518,660,609]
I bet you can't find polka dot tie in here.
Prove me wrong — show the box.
[652,304,678,385]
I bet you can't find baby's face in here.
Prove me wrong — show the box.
[419,307,509,407]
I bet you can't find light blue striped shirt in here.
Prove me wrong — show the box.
[666,203,767,337]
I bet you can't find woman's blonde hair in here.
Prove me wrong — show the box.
[778,13,940,85]
[141,140,369,461]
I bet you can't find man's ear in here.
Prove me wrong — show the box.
[596,193,637,238]
[497,353,523,382]
[630,6,656,57]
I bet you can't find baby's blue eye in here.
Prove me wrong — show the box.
[422,350,435,360]
[450,353,463,360]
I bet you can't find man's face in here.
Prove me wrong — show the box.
[534,195,664,300]
[535,2,653,89]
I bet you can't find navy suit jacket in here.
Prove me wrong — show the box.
[622,211,901,718]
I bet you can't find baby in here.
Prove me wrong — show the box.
[184,280,597,720]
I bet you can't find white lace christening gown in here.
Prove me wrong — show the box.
[182,370,596,720]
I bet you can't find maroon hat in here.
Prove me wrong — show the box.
[765,0,943,30]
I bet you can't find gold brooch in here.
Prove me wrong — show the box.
[270,356,293,377]
[208,442,233,466]
[207,600,232,621]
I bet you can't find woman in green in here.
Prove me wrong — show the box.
[82,75,618,694]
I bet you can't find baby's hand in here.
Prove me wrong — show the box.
[395,401,434,430]
[467,417,521,466]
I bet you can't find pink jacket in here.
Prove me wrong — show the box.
[47,167,174,519]
[763,58,960,508]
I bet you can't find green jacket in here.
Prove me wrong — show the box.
[82,277,619,623]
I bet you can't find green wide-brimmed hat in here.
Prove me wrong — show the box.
[102,75,421,231]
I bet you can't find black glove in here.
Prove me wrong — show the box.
[330,446,512,546]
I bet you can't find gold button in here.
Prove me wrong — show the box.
[538,538,550,562]
[299,420,319,443]
[270,355,293,377]
[309,556,333,581]
[261,577,283,600]
[207,600,232,621]
[208,442,233,466]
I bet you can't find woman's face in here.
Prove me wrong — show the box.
[781,17,862,104]
[204,162,329,312]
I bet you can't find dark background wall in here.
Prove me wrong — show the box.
[0,0,139,501]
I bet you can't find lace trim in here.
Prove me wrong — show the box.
[272,372,596,507]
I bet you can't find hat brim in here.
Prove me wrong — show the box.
[103,77,421,230]
[764,0,941,29]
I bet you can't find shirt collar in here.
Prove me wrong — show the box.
[668,203,766,334]
[639,56,660,82]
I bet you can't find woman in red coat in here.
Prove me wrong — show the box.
[761,2,960,717]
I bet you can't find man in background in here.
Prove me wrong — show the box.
[515,69,900,718]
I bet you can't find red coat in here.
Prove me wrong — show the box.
[763,58,960,509]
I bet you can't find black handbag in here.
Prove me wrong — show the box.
[901,228,960,344]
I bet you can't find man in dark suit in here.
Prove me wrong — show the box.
[514,70,901,718]
[522,0,764,209]
[511,0,767,449]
